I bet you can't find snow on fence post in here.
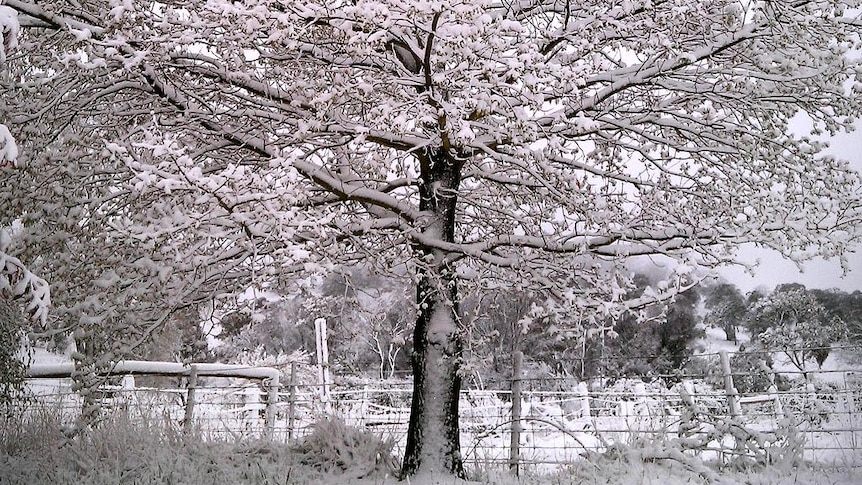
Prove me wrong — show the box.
[315,318,332,414]
[509,350,523,475]
[720,351,740,417]
[264,373,279,440]
[287,363,297,440]
[623,381,648,430]
[121,374,135,391]
[678,380,701,440]
[719,351,742,466]
[183,364,198,434]
[576,381,590,418]
[845,372,856,424]
[760,360,783,417]
[243,386,261,434]
[119,374,135,414]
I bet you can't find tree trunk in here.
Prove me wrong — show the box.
[724,321,737,344]
[401,147,466,478]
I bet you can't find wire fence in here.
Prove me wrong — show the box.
[13,346,862,473]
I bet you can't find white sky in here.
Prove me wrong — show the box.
[717,121,862,294]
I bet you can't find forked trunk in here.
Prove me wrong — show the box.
[724,321,737,344]
[401,147,466,478]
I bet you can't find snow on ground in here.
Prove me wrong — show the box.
[30,347,72,365]
[695,326,747,353]
[695,326,854,384]
[334,466,862,485]
[18,334,862,484]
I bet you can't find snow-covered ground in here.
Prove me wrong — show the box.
[341,467,862,485]
[15,334,862,484]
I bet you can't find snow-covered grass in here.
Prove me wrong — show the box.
[0,404,304,485]
[15,359,862,482]
[10,342,862,484]
[2,406,860,485]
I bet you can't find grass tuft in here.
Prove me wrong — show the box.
[291,415,399,480]
[0,404,301,485]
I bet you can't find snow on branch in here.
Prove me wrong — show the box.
[0,229,50,327]
[0,5,18,64]
[4,0,104,38]
[0,123,18,166]
[137,64,424,224]
[2,0,861,344]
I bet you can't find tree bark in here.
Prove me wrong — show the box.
[724,321,737,344]
[401,147,466,478]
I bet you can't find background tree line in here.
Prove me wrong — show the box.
[88,270,859,388]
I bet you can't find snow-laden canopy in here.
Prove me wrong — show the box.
[2,0,861,477]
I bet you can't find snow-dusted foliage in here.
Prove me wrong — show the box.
[292,416,398,479]
[750,288,846,370]
[0,121,49,329]
[0,124,18,165]
[0,227,49,327]
[2,0,862,477]
[0,5,19,65]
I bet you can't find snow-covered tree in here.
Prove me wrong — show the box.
[704,282,748,343]
[750,287,846,370]
[576,272,701,379]
[1,127,49,408]
[3,0,862,477]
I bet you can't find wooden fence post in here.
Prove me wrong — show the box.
[720,351,740,417]
[264,374,280,440]
[183,364,198,434]
[509,350,523,475]
[719,351,741,465]
[287,363,297,441]
[761,360,783,417]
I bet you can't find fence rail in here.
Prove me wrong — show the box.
[11,348,862,473]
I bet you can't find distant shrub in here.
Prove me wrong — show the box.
[729,351,790,395]
[685,351,789,395]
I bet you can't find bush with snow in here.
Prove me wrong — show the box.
[292,415,398,480]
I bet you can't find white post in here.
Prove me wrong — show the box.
[120,374,135,415]
[244,387,261,433]
[576,381,590,418]
[121,374,136,391]
[315,318,332,414]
